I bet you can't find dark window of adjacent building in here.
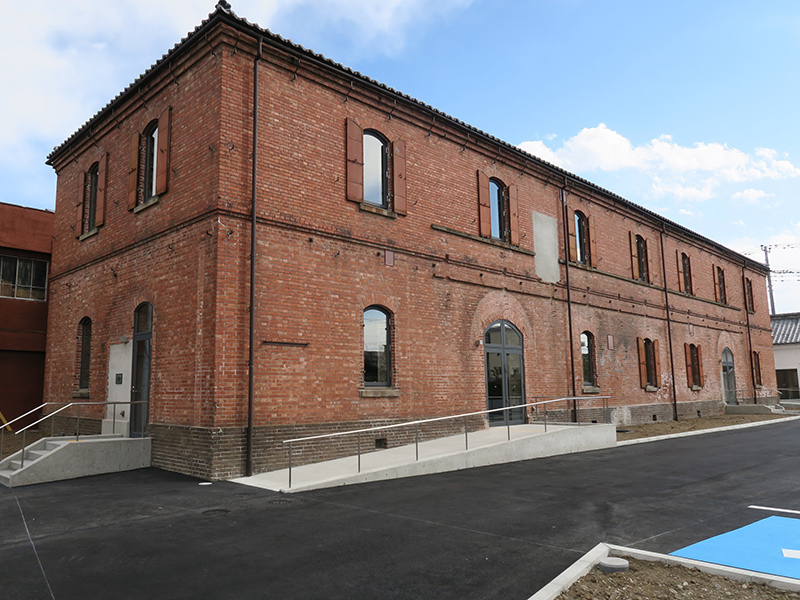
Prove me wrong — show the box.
[677,251,693,295]
[0,255,48,301]
[630,232,649,283]
[637,337,660,389]
[752,351,762,387]
[78,317,92,390]
[684,342,704,388]
[714,265,727,304]
[345,118,407,215]
[128,109,171,210]
[477,172,519,245]
[745,277,755,313]
[364,306,391,386]
[776,369,799,399]
[580,331,597,388]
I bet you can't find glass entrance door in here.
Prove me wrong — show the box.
[484,321,525,426]
[131,303,152,437]
[721,347,736,405]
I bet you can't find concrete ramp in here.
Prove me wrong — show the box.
[233,422,616,493]
[0,435,151,487]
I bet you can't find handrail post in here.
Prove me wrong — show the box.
[357,431,361,473]
[77,404,81,440]
[544,404,548,432]
[507,411,511,441]
[21,430,26,468]
[415,423,419,461]
[464,415,468,451]
[1,428,4,459]
[575,397,580,426]
[51,411,55,437]
[288,441,293,489]
[113,402,117,435]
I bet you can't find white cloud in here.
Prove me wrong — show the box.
[732,189,772,204]
[518,124,800,203]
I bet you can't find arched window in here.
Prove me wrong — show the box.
[363,131,388,208]
[489,178,506,241]
[685,343,703,388]
[575,210,591,265]
[637,337,660,389]
[580,331,596,387]
[78,317,92,390]
[364,306,391,386]
[143,120,159,202]
[84,162,99,233]
[680,252,693,295]
[635,235,649,283]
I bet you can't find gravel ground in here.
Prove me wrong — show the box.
[555,558,800,600]
[615,413,787,441]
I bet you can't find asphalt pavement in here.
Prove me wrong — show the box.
[3,418,800,600]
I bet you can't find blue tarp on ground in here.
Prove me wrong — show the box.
[672,516,800,580]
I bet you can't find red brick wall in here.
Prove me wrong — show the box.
[43,21,777,479]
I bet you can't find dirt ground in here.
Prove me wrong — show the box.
[555,558,800,600]
[615,413,787,442]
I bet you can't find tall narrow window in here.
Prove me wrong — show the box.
[637,337,660,389]
[364,306,391,386]
[631,233,649,282]
[714,265,727,304]
[745,277,755,313]
[363,131,388,207]
[143,120,159,203]
[78,317,92,390]
[477,172,520,245]
[580,331,597,388]
[752,351,762,387]
[128,109,170,210]
[684,343,703,388]
[84,162,99,233]
[675,250,694,296]
[489,178,506,241]
[575,211,591,265]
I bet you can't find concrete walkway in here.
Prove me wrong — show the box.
[233,421,616,492]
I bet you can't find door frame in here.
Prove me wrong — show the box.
[130,303,153,437]
[484,320,526,426]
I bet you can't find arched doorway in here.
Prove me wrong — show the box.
[484,320,525,426]
[721,348,736,404]
[131,303,152,437]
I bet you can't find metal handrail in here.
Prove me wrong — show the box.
[282,395,611,488]
[1,400,149,468]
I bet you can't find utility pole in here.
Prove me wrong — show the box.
[762,244,776,315]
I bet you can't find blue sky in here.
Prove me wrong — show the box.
[3,0,800,311]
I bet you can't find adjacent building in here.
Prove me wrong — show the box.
[772,313,800,399]
[0,202,53,429]
[43,2,776,479]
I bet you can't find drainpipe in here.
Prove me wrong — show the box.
[560,183,577,419]
[246,36,263,477]
[659,227,679,421]
[742,265,756,399]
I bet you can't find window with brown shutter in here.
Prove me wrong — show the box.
[128,108,171,211]
[77,156,107,238]
[638,337,659,389]
[630,233,649,282]
[685,343,703,388]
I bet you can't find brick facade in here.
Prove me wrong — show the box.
[43,5,776,480]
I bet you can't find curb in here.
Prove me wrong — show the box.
[528,542,800,600]
[617,414,800,446]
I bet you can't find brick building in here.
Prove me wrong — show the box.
[44,2,775,479]
[1,202,53,429]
